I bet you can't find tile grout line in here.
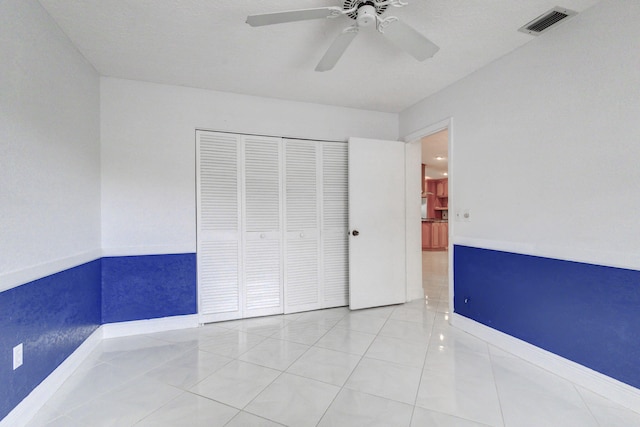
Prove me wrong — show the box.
[409,298,439,427]
[38,276,475,427]
[572,383,603,427]
[122,337,238,425]
[314,306,399,426]
[235,309,351,426]
[487,344,508,427]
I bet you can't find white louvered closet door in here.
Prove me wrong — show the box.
[242,135,284,318]
[283,140,321,314]
[322,142,349,308]
[197,131,242,323]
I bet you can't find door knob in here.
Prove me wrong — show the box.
[351,230,360,236]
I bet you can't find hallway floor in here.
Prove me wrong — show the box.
[25,254,640,426]
[421,250,449,314]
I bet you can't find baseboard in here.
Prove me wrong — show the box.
[451,313,640,413]
[101,314,200,339]
[0,328,103,427]
[1,314,200,426]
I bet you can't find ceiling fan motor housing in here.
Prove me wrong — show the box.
[344,0,388,20]
[357,4,377,27]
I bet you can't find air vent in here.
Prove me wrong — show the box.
[518,7,577,36]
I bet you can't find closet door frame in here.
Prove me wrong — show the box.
[197,130,349,323]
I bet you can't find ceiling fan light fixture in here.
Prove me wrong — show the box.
[357,5,377,27]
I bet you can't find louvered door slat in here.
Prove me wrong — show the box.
[284,140,321,313]
[286,142,318,231]
[323,144,349,229]
[197,131,242,322]
[244,136,281,232]
[245,238,282,314]
[243,135,283,317]
[199,241,240,314]
[286,237,319,307]
[199,133,239,232]
[322,142,349,308]
[323,231,349,305]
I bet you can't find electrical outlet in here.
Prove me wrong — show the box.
[13,343,23,370]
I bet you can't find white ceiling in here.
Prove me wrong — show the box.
[38,0,600,113]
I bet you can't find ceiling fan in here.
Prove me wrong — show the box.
[246,0,439,72]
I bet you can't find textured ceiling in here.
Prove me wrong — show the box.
[38,0,600,113]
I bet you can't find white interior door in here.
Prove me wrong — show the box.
[348,137,406,310]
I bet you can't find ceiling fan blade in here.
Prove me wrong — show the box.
[247,7,343,27]
[380,18,439,61]
[315,26,359,72]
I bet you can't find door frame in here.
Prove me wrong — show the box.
[404,118,454,315]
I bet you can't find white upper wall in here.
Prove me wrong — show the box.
[100,78,398,255]
[0,0,101,291]
[400,0,640,270]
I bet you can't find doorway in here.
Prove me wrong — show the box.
[420,129,449,312]
[404,118,453,314]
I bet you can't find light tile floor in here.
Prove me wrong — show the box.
[25,251,640,426]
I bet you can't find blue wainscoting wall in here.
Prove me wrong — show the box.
[1,252,197,421]
[0,260,102,421]
[101,253,197,323]
[453,244,640,389]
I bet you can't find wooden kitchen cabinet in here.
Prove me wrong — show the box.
[423,177,448,251]
[430,222,448,250]
[432,223,441,248]
[436,179,448,197]
[440,222,448,248]
[421,222,432,250]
